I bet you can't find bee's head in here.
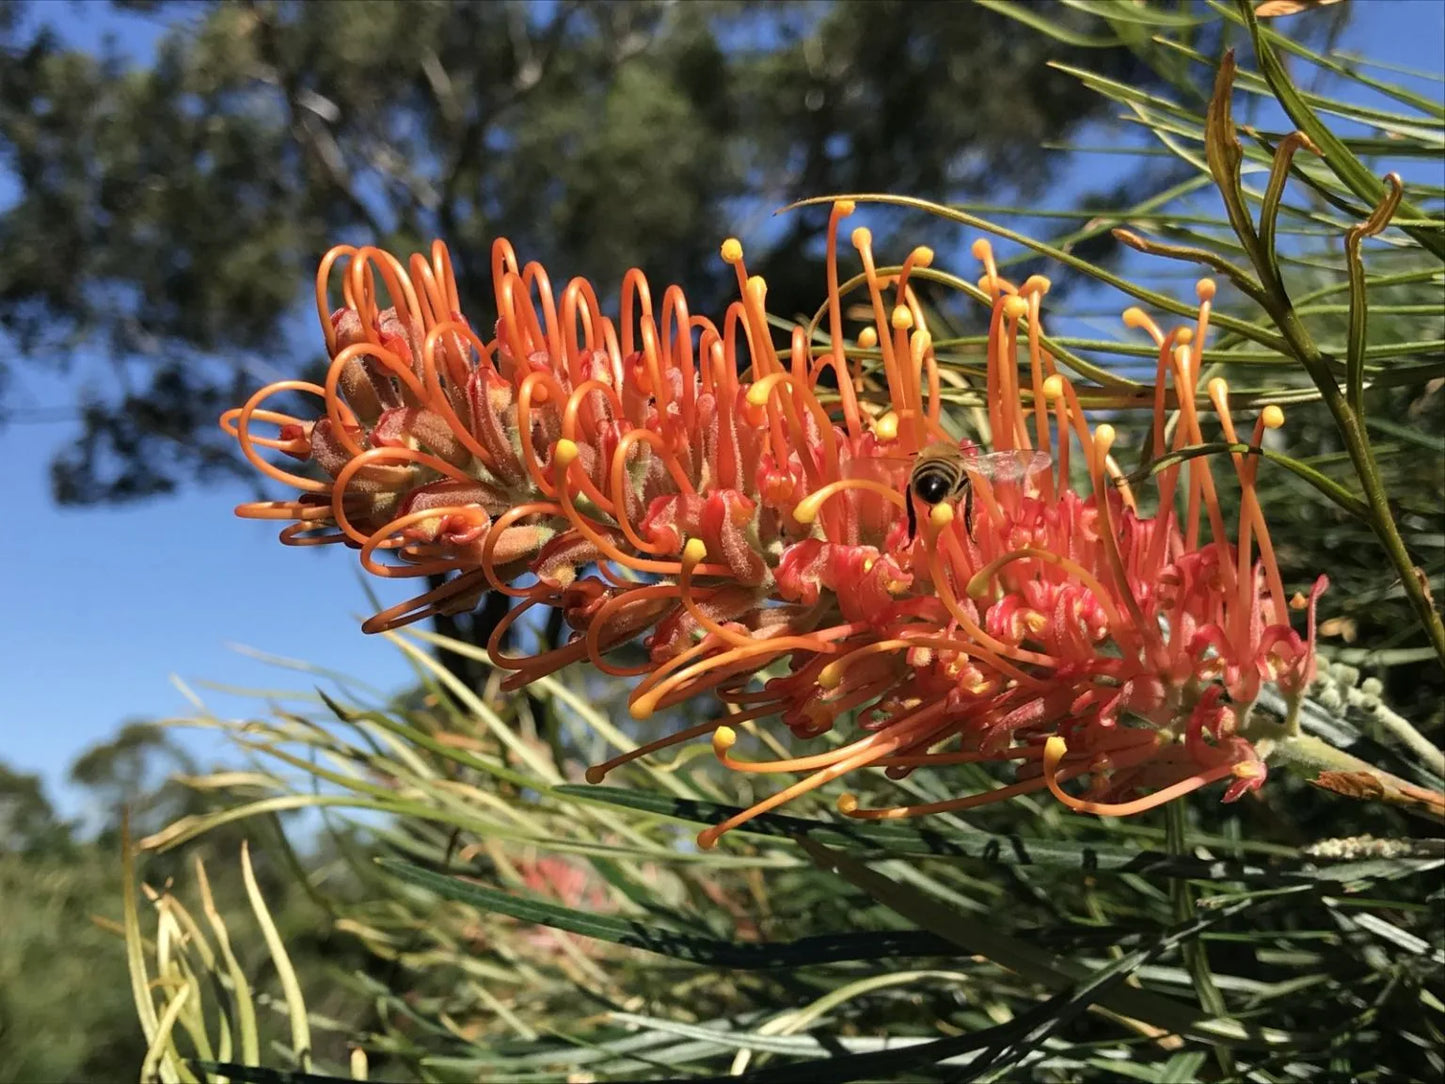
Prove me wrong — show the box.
[912,470,954,505]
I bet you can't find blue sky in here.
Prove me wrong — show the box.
[3,1,1441,819]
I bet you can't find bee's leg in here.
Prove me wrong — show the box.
[906,493,918,541]
[963,484,974,537]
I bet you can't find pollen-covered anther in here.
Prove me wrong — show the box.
[712,725,739,757]
[1197,278,1217,302]
[891,306,914,330]
[929,502,954,529]
[872,411,899,442]
[553,438,581,469]
[836,793,861,815]
[1042,374,1066,401]
[721,238,743,264]
[1262,405,1284,429]
[1093,423,1117,457]
[912,246,935,268]
[682,537,708,568]
[851,227,873,250]
[1002,295,1029,321]
[857,327,879,350]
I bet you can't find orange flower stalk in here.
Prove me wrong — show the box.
[223,203,1324,847]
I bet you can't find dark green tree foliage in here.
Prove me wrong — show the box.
[0,0,1153,506]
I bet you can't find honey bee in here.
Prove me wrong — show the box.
[905,444,1052,539]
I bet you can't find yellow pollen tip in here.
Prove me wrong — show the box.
[721,238,743,263]
[857,327,879,349]
[929,502,954,528]
[1023,274,1051,295]
[835,199,856,216]
[971,238,993,262]
[1208,376,1228,398]
[629,699,654,720]
[553,438,580,468]
[891,306,913,330]
[792,493,823,525]
[851,227,872,249]
[746,274,767,297]
[1233,761,1265,779]
[1121,307,1149,328]
[745,384,771,408]
[1197,278,1217,302]
[1002,295,1029,320]
[912,246,935,267]
[1042,374,1066,401]
[1262,405,1284,429]
[1044,734,1068,769]
[682,537,708,565]
[873,411,899,442]
[862,556,876,573]
[837,793,861,815]
[1094,424,1116,453]
[712,725,739,755]
[817,662,843,689]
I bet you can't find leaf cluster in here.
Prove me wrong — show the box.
[122,626,1444,1083]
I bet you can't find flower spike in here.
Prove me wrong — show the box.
[225,206,1323,847]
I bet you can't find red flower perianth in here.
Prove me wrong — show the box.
[224,205,1325,847]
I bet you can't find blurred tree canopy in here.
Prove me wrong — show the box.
[0,0,1162,507]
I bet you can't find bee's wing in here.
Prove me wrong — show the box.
[840,451,914,482]
[962,450,1053,484]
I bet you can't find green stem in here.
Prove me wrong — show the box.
[1268,732,1445,825]
[1267,304,1445,667]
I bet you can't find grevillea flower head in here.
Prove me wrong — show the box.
[225,203,1325,847]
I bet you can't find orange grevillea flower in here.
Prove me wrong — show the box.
[223,202,1324,848]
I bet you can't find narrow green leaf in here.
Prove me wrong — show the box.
[1346,175,1408,417]
[240,842,312,1072]
[376,857,961,968]
[1223,6,1445,118]
[1060,0,1210,27]
[783,194,1293,353]
[1119,440,1371,519]
[1237,0,1445,259]
[797,838,1295,1050]
[190,1067,359,1084]
[193,858,261,1068]
[550,784,1443,884]
[975,0,1121,46]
